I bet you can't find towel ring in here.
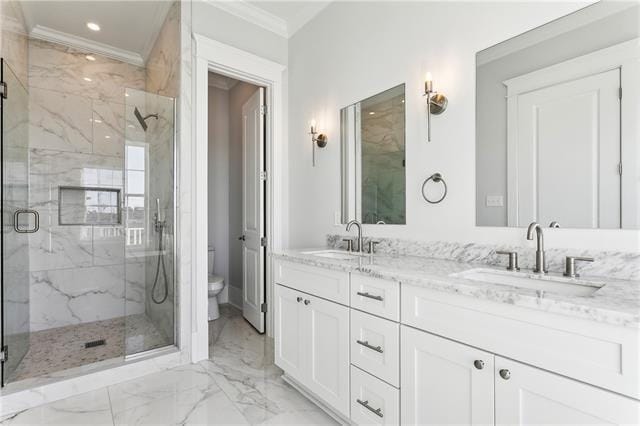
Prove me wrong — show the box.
[421,172,447,204]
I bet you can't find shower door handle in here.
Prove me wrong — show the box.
[14,209,39,233]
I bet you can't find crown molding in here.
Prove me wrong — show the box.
[476,1,631,66]
[30,25,145,67]
[204,0,288,38]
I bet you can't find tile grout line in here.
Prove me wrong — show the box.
[106,385,117,426]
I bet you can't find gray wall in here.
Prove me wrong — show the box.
[208,85,230,302]
[476,5,640,226]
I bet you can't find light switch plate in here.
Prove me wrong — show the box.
[486,195,504,207]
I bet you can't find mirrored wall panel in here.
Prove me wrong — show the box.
[341,84,406,225]
[476,2,639,229]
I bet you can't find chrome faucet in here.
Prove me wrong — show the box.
[527,222,548,273]
[346,220,363,253]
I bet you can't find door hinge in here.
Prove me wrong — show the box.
[260,171,267,181]
[0,81,7,99]
[0,345,7,363]
[619,87,622,100]
[260,105,267,115]
[260,236,267,247]
[618,163,623,176]
[260,303,268,313]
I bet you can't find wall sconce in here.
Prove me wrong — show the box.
[309,119,327,167]
[423,72,448,142]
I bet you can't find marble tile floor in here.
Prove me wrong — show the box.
[9,314,170,383]
[0,305,338,425]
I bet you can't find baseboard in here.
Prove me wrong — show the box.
[281,374,350,425]
[228,285,243,308]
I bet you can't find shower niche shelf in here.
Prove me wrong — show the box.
[59,186,121,225]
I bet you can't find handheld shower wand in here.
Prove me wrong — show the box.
[151,198,169,304]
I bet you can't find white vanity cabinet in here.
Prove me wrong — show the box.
[273,263,350,418]
[402,326,639,425]
[495,357,639,425]
[401,326,495,425]
[274,258,640,425]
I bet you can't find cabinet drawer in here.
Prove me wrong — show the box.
[350,366,399,426]
[274,260,349,305]
[351,309,400,387]
[350,274,399,321]
[402,285,640,399]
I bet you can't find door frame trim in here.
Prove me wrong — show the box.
[192,34,286,361]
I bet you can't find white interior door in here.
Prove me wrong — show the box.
[508,68,621,228]
[241,87,265,332]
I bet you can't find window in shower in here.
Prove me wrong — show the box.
[124,143,148,247]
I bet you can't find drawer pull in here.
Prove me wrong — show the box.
[356,339,383,353]
[474,360,485,370]
[356,399,383,418]
[296,297,303,303]
[356,291,383,301]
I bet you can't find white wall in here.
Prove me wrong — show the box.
[208,85,230,303]
[192,1,287,65]
[287,1,639,252]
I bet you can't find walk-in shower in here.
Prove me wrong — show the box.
[0,38,178,386]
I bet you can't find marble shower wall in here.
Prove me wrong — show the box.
[143,1,179,344]
[28,39,147,332]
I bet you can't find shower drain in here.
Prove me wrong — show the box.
[84,339,106,348]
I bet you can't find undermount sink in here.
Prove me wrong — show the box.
[452,268,604,297]
[301,249,364,260]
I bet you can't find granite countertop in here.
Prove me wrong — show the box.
[273,249,640,329]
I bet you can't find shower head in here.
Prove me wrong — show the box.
[133,107,158,132]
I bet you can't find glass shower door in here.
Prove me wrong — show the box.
[1,59,32,385]
[123,88,175,356]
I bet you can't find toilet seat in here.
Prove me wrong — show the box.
[208,274,224,291]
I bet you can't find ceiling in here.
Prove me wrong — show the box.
[20,1,172,66]
[211,0,332,38]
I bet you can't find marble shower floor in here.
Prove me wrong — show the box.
[0,304,338,425]
[9,314,170,383]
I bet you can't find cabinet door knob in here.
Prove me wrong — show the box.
[296,297,302,303]
[473,360,484,370]
[304,299,311,305]
[499,369,511,380]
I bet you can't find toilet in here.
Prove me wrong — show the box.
[207,247,225,321]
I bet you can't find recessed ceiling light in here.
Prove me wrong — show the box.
[369,111,376,115]
[85,55,96,61]
[87,22,100,31]
[93,119,102,124]
[105,135,111,139]
[83,77,92,82]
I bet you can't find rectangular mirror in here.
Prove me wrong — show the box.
[341,84,406,225]
[476,2,639,229]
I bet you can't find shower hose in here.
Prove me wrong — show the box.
[151,224,169,304]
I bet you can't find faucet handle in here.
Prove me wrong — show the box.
[342,238,354,253]
[496,250,520,271]
[563,256,594,278]
[367,240,380,254]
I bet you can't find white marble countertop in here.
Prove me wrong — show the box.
[273,249,640,329]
